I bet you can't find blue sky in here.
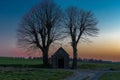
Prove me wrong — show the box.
[0,0,120,61]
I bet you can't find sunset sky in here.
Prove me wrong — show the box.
[0,0,120,61]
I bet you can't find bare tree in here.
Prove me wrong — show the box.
[17,0,63,67]
[64,7,99,69]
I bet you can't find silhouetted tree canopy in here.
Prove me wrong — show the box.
[64,7,99,69]
[17,0,99,68]
[17,0,63,67]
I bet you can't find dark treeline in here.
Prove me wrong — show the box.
[0,56,112,63]
[70,58,112,63]
[30,57,112,63]
[0,57,25,59]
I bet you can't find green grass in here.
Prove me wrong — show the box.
[0,69,72,80]
[0,57,43,68]
[100,72,120,80]
[0,57,120,70]
[0,57,42,65]
[77,62,120,70]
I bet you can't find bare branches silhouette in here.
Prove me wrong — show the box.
[17,0,99,68]
[17,0,63,67]
[64,7,99,69]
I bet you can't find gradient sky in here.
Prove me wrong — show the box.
[0,0,120,61]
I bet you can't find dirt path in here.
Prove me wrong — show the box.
[65,69,120,80]
[64,70,92,80]
[64,70,106,80]
[88,71,104,80]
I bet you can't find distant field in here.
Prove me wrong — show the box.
[78,62,120,70]
[0,57,42,67]
[0,57,120,70]
[0,57,42,65]
[0,69,72,80]
[100,72,120,80]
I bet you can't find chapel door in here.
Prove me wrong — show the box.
[58,58,64,68]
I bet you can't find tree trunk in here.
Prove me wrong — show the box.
[72,45,77,69]
[42,49,49,67]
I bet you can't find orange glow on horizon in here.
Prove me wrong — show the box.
[1,32,120,62]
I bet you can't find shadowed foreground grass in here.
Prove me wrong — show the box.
[100,72,120,80]
[0,69,72,80]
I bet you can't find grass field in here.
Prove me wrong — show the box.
[100,72,120,80]
[0,69,72,80]
[77,62,120,70]
[0,57,43,68]
[0,57,120,70]
[0,57,42,65]
[0,57,120,80]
